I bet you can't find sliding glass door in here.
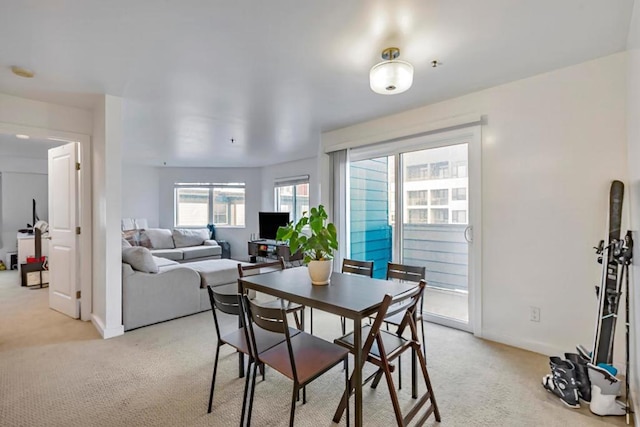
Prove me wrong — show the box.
[347,128,480,332]
[401,144,469,325]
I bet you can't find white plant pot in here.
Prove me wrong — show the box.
[308,260,333,285]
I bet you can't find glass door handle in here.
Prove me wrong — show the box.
[464,225,473,243]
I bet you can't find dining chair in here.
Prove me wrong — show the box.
[240,294,350,427]
[237,258,305,330]
[332,280,440,426]
[339,258,374,334]
[206,286,299,414]
[382,262,427,390]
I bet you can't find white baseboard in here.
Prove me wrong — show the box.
[480,331,627,372]
[91,314,124,339]
[481,331,566,357]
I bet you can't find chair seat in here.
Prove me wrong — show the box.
[334,325,406,360]
[259,332,349,385]
[221,326,301,355]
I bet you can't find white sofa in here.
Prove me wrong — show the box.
[130,228,222,262]
[122,256,249,331]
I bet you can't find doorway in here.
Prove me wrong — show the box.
[0,123,92,321]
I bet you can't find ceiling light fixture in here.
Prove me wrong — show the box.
[16,134,30,139]
[369,47,413,95]
[11,66,35,78]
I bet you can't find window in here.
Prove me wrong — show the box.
[430,161,450,179]
[407,190,429,206]
[175,183,245,227]
[452,161,468,178]
[407,209,429,224]
[452,210,467,224]
[275,176,309,223]
[452,188,467,201]
[430,208,449,224]
[430,189,448,206]
[406,164,429,181]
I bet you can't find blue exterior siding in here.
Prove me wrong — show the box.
[350,158,392,278]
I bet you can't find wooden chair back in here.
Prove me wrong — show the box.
[240,295,299,381]
[386,262,425,283]
[341,258,374,278]
[237,257,286,278]
[207,286,241,342]
[361,281,426,359]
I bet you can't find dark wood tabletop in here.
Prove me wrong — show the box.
[238,266,417,320]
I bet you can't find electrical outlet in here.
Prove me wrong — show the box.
[530,307,541,322]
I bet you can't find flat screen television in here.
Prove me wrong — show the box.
[259,212,290,240]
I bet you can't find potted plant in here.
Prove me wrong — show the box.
[276,205,338,285]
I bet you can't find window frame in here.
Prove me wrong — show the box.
[274,175,310,223]
[174,182,246,228]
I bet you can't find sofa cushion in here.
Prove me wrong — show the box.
[122,247,158,274]
[144,228,175,249]
[181,245,221,260]
[154,256,179,269]
[173,228,209,248]
[150,248,183,261]
[188,259,250,288]
[122,237,132,248]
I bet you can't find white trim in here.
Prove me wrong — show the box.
[481,331,564,357]
[423,315,472,333]
[325,113,482,154]
[274,174,310,185]
[468,126,483,337]
[0,122,93,322]
[91,313,124,339]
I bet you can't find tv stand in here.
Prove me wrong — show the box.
[247,239,302,263]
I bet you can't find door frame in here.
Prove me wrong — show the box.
[348,125,482,336]
[0,122,92,321]
[399,127,482,335]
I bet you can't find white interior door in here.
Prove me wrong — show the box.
[48,142,79,318]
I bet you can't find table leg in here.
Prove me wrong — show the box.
[353,317,363,427]
[238,281,245,378]
[412,310,417,398]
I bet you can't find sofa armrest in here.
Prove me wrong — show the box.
[203,239,219,246]
[122,264,203,330]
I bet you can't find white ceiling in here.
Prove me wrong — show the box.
[0,1,634,167]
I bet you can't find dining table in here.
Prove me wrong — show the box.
[238,266,419,427]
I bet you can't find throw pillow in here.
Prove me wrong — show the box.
[122,229,138,246]
[143,228,175,249]
[172,228,209,248]
[122,237,132,248]
[122,247,158,273]
[136,230,153,248]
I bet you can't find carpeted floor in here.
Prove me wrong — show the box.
[0,269,627,426]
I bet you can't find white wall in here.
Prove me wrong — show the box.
[92,95,124,339]
[322,53,628,362]
[626,0,640,416]
[260,157,319,210]
[0,93,93,135]
[157,167,262,260]
[121,164,160,228]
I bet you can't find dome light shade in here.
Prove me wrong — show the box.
[369,47,413,95]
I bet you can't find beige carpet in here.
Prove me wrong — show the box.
[0,269,628,426]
